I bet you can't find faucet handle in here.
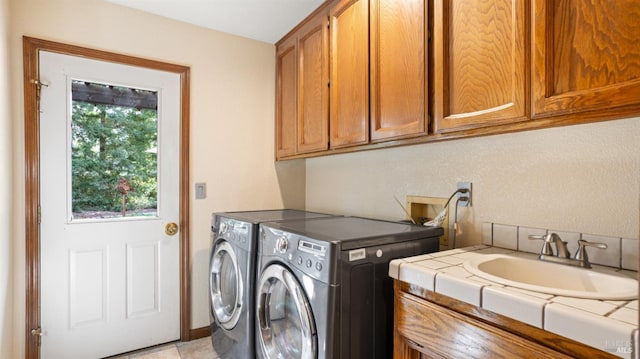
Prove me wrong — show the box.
[581,239,607,249]
[574,239,607,268]
[528,234,553,256]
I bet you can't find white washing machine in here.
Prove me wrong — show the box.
[256,216,442,359]
[209,210,335,358]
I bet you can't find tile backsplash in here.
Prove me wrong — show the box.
[482,222,639,271]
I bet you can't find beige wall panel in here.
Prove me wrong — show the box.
[306,117,640,247]
[8,0,305,356]
[1,0,14,357]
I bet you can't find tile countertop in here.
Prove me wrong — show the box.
[389,245,639,359]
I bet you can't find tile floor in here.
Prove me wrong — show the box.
[108,337,218,359]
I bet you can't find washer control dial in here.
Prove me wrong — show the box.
[276,237,289,254]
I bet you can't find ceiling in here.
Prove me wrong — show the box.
[105,0,325,44]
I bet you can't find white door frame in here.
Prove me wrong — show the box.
[22,36,192,359]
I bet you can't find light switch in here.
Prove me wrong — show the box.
[195,182,206,199]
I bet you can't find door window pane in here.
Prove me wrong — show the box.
[219,251,238,318]
[265,278,303,358]
[70,80,158,220]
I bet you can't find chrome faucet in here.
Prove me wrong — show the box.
[528,233,607,269]
[528,233,569,258]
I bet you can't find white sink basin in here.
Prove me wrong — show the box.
[463,254,638,300]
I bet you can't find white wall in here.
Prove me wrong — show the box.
[9,0,305,355]
[306,117,640,247]
[1,0,13,357]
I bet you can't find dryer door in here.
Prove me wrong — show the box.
[209,240,243,330]
[257,263,316,359]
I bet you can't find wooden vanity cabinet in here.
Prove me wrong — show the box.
[395,291,569,358]
[531,0,640,120]
[432,0,528,133]
[370,0,429,142]
[394,281,619,359]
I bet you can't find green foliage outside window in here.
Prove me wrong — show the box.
[71,101,158,218]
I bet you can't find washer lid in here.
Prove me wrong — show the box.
[214,209,334,224]
[262,216,443,249]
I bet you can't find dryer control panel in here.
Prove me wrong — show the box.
[260,226,333,284]
[214,218,253,252]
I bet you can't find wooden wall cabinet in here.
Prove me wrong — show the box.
[276,0,640,160]
[297,9,330,154]
[370,0,429,142]
[531,0,640,120]
[275,6,329,159]
[433,0,528,133]
[277,0,430,157]
[329,0,370,148]
[275,35,298,159]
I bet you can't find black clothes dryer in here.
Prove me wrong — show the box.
[256,216,442,359]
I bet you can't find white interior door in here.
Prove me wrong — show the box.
[39,50,181,358]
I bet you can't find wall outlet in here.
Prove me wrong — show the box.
[457,182,472,207]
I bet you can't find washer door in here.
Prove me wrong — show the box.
[257,263,316,359]
[209,240,242,330]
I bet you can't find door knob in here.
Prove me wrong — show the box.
[165,222,179,236]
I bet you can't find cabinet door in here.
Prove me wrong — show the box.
[370,0,428,142]
[275,35,298,159]
[297,9,330,154]
[531,0,640,119]
[329,0,369,148]
[395,293,572,359]
[433,0,528,133]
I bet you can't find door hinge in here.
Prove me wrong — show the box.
[32,79,49,98]
[327,16,330,29]
[31,327,43,346]
[32,79,49,88]
[38,205,41,224]
[32,79,49,113]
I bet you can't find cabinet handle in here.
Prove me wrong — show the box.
[406,338,424,349]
